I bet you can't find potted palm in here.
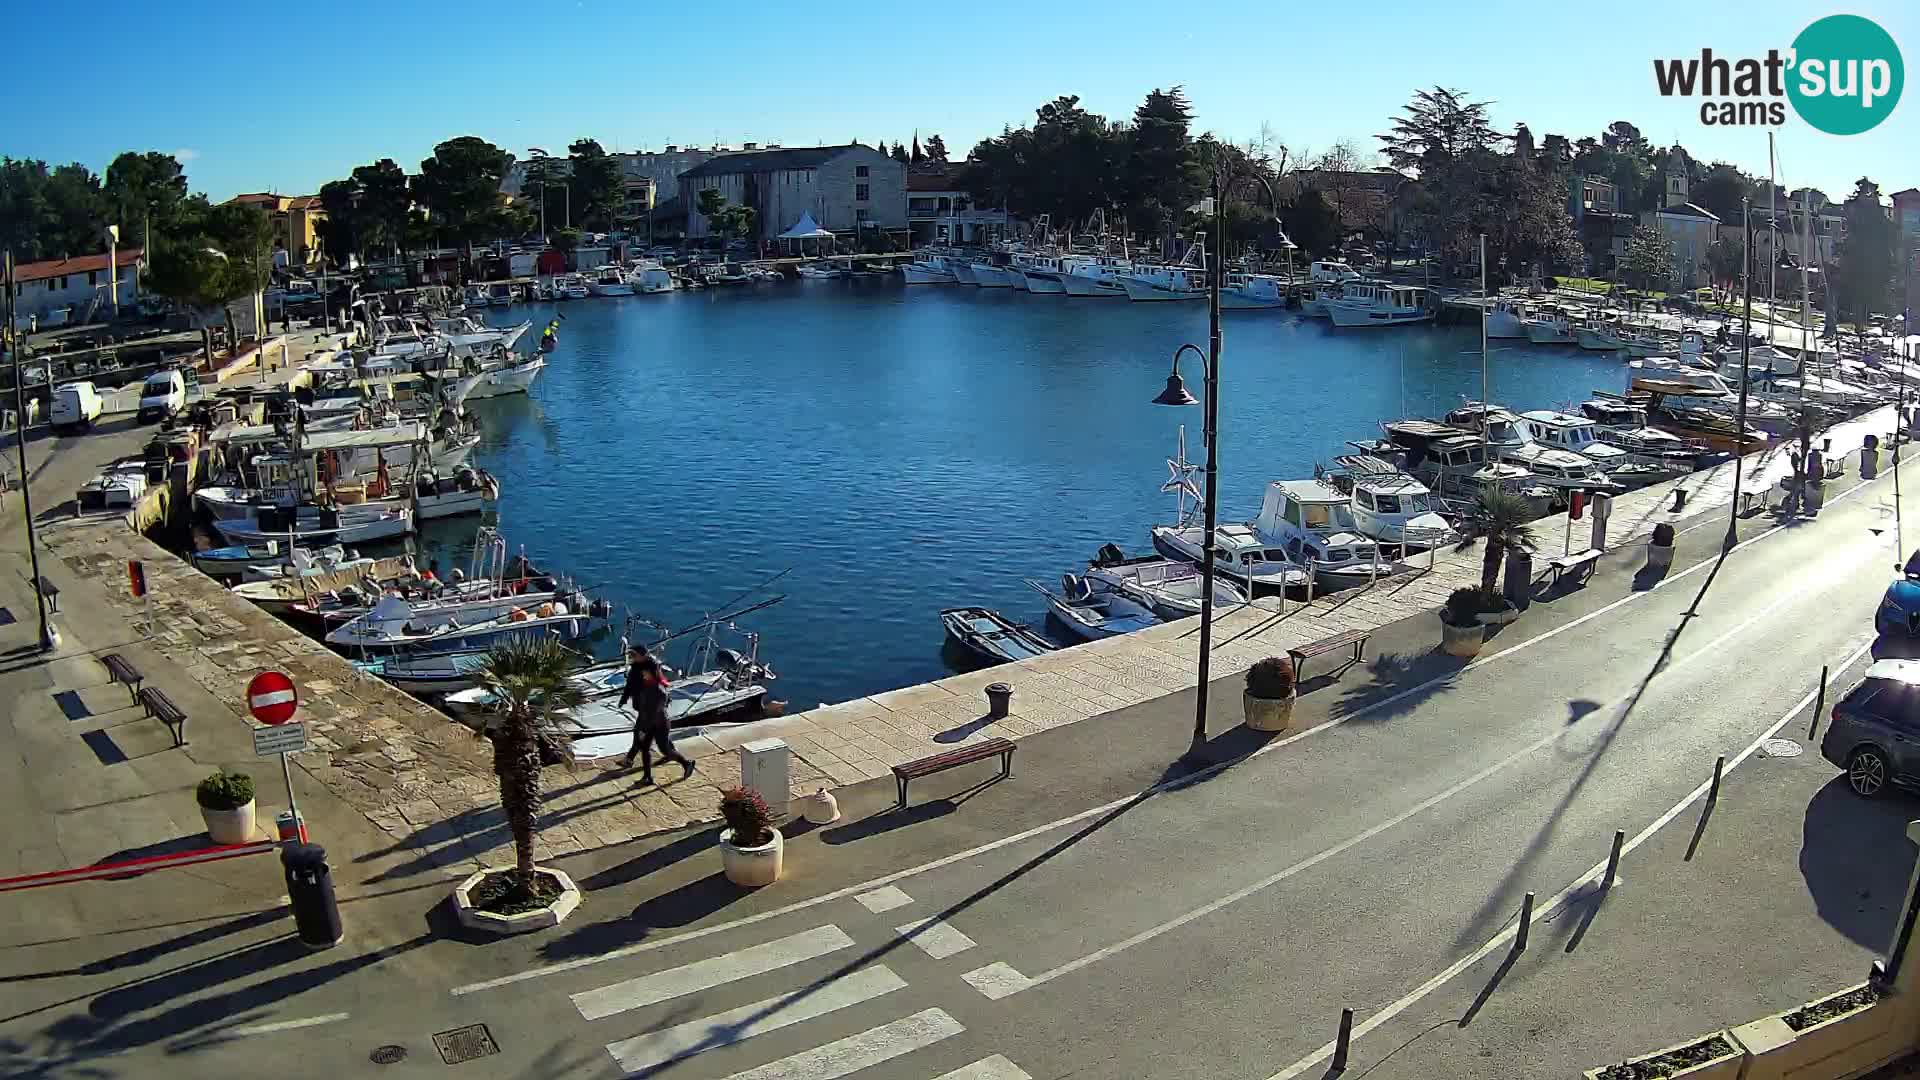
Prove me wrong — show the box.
[1474,487,1538,599]
[719,787,783,887]
[1647,522,1676,571]
[1440,587,1486,657]
[1243,656,1296,732]
[197,769,256,844]
[451,639,588,935]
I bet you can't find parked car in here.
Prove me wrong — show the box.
[1820,658,1920,798]
[1875,552,1920,638]
[137,368,186,423]
[50,381,103,431]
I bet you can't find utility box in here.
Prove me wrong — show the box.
[739,737,791,816]
[1589,492,1614,551]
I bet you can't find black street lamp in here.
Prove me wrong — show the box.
[1152,172,1226,754]
[3,252,59,651]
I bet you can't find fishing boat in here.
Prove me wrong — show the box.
[1220,273,1288,310]
[901,257,958,284]
[192,540,332,577]
[1485,298,1528,339]
[1523,306,1576,345]
[237,544,377,584]
[213,503,413,545]
[1029,578,1159,642]
[1252,480,1397,590]
[1302,281,1346,319]
[442,657,626,720]
[796,259,849,280]
[939,607,1058,665]
[948,260,980,285]
[458,354,545,400]
[351,651,494,695]
[1060,256,1133,298]
[1327,282,1432,327]
[1122,263,1206,302]
[227,554,417,615]
[1019,254,1094,294]
[589,267,635,297]
[1082,544,1247,619]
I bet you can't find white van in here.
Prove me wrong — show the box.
[137,369,186,423]
[50,381,103,430]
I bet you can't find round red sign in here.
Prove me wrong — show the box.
[246,670,299,725]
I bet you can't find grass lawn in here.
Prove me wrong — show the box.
[1556,277,1614,294]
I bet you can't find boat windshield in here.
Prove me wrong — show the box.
[1302,502,1358,531]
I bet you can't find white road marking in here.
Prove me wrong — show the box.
[450,460,1901,998]
[854,885,914,913]
[895,918,977,959]
[1262,632,1879,1080]
[605,965,907,1074]
[717,1008,963,1080]
[231,1012,349,1037]
[574,925,854,1021]
[960,962,1033,1000]
[934,1055,1035,1079]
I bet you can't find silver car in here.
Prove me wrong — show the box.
[1821,659,1920,798]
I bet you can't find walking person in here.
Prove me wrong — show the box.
[619,650,694,783]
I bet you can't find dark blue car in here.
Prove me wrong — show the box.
[1877,553,1920,638]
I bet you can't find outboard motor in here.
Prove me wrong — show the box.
[1094,543,1126,566]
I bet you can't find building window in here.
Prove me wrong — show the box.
[855,165,869,178]
[856,184,870,202]
[88,271,98,286]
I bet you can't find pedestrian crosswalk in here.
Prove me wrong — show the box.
[567,909,1034,1079]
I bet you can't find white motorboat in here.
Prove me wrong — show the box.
[1151,522,1309,593]
[1446,403,1621,498]
[555,274,591,300]
[1253,480,1396,590]
[226,554,417,615]
[351,651,494,695]
[1629,355,1728,391]
[1018,254,1093,294]
[631,264,676,293]
[1524,307,1576,344]
[1302,281,1345,319]
[901,257,957,284]
[796,260,848,280]
[326,591,590,655]
[214,504,415,545]
[1030,578,1159,642]
[459,354,545,399]
[238,544,374,584]
[1060,256,1132,297]
[1514,409,1676,486]
[1220,273,1288,310]
[968,260,1012,287]
[1083,544,1248,620]
[462,285,492,308]
[427,315,532,354]
[1576,399,1704,471]
[1486,298,1528,339]
[1327,282,1432,327]
[1310,260,1362,283]
[1343,472,1457,551]
[1123,264,1206,302]
[589,267,635,297]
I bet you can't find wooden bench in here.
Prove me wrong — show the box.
[1544,549,1603,587]
[1735,481,1775,516]
[100,652,144,703]
[1287,628,1371,682]
[137,686,188,747]
[892,737,1016,808]
[34,576,59,613]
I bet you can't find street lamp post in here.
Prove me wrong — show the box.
[1151,171,1227,753]
[105,224,120,319]
[4,252,58,651]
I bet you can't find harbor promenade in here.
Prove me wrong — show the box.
[4,382,1900,901]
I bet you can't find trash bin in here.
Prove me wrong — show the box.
[281,843,342,949]
[1503,550,1533,612]
[985,682,1013,719]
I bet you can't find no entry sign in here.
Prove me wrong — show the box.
[246,670,298,725]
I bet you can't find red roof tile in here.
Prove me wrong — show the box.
[14,248,145,284]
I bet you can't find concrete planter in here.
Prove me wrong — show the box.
[1243,692,1294,732]
[452,867,582,936]
[1730,983,1906,1080]
[798,788,841,825]
[1646,544,1675,572]
[720,828,784,888]
[1476,606,1518,626]
[1583,1031,1744,1080]
[201,799,257,845]
[1440,618,1484,657]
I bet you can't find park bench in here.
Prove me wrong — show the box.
[1544,549,1603,587]
[892,737,1016,809]
[34,576,59,613]
[1736,481,1774,516]
[1287,628,1371,683]
[136,686,188,747]
[100,653,144,703]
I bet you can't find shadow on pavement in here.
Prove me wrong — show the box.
[1801,778,1910,950]
[576,830,717,892]
[1331,650,1465,723]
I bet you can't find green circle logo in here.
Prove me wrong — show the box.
[1788,15,1903,135]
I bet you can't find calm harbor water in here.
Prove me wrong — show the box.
[416,281,1628,710]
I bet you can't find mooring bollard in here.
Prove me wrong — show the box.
[1671,487,1688,512]
[1331,1007,1355,1071]
[1602,829,1625,890]
[1810,664,1828,740]
[1515,892,1534,952]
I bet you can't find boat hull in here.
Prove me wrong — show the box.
[902,264,956,284]
[949,261,979,285]
[1525,322,1575,345]
[1220,290,1286,310]
[1486,311,1527,338]
[1061,271,1122,297]
[464,356,545,399]
[214,510,413,545]
[1327,304,1434,327]
[1022,271,1067,294]
[1123,277,1205,302]
[970,265,1011,288]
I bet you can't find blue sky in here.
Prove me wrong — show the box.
[9,0,1916,204]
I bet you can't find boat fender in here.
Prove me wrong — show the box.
[449,568,466,582]
[550,601,569,617]
[508,608,529,623]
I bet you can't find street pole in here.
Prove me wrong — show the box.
[1192,170,1224,754]
[1727,200,1753,550]
[5,253,56,651]
[107,224,119,319]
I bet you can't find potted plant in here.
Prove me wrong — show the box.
[1440,587,1486,657]
[1647,522,1676,571]
[1243,656,1297,732]
[1475,587,1519,626]
[719,787,783,887]
[1473,487,1538,598]
[197,769,257,844]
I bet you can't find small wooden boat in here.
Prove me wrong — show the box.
[1028,579,1159,643]
[940,607,1057,666]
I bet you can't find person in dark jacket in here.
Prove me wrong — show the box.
[618,650,694,782]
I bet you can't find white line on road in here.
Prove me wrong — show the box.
[934,1055,1035,1079]
[895,918,977,959]
[854,885,914,913]
[574,925,855,1021]
[1262,632,1879,1080]
[231,1012,350,1037]
[450,463,1899,999]
[604,965,907,1075]
[717,1008,963,1080]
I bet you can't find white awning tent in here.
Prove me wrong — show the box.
[778,211,836,255]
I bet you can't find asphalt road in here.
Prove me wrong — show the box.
[6,445,1919,1080]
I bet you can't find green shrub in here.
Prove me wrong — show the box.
[196,769,254,811]
[1476,588,1513,613]
[720,787,775,847]
[1443,587,1483,627]
[1652,522,1676,547]
[1245,657,1296,698]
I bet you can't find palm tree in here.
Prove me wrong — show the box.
[1473,487,1538,595]
[475,639,588,888]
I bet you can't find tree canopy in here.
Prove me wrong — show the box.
[1835,176,1897,328]
[413,136,515,257]
[567,139,623,230]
